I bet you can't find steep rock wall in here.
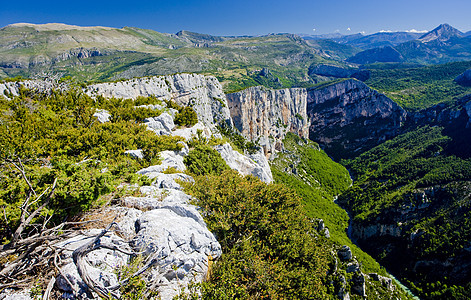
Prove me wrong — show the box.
[86,73,232,127]
[225,80,408,160]
[226,86,310,157]
[307,79,407,159]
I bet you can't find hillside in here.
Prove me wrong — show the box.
[0,23,332,92]
[3,21,471,300]
[364,61,471,110]
[339,124,471,299]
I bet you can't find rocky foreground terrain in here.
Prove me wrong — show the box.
[0,74,413,299]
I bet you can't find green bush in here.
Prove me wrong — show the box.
[217,124,259,154]
[174,106,198,127]
[184,170,330,299]
[183,145,229,176]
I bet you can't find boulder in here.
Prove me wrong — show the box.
[154,112,175,132]
[151,173,194,190]
[143,112,175,135]
[143,117,171,135]
[346,262,360,273]
[124,149,144,159]
[323,228,331,239]
[55,229,131,298]
[351,273,367,297]
[132,208,221,299]
[338,245,353,261]
[172,122,211,141]
[93,109,111,123]
[213,143,273,183]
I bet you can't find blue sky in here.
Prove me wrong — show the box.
[1,0,470,36]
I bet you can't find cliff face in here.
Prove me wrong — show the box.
[226,86,310,157]
[87,73,232,127]
[226,80,407,160]
[307,79,407,159]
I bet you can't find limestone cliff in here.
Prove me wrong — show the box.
[1,74,233,129]
[307,79,407,159]
[227,80,407,160]
[87,73,232,127]
[226,86,310,157]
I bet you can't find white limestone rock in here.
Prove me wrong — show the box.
[0,289,32,300]
[55,229,131,298]
[172,122,211,141]
[143,112,175,135]
[155,112,175,132]
[214,143,273,183]
[87,74,232,128]
[93,109,111,123]
[152,173,194,190]
[131,208,221,299]
[124,149,144,159]
[226,86,310,158]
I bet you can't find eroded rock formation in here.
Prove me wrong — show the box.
[226,86,310,158]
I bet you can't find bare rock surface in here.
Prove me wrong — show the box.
[227,86,310,157]
[86,74,232,128]
[92,109,111,123]
[214,143,273,183]
[307,79,406,159]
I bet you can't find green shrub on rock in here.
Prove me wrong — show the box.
[183,145,229,176]
[174,106,198,127]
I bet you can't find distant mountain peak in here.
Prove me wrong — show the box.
[419,23,463,42]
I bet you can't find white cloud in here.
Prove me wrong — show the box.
[347,27,351,31]
[406,29,428,33]
[379,29,428,33]
[335,29,340,33]
[312,28,316,32]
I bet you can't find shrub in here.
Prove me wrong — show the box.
[174,106,198,127]
[183,170,330,299]
[183,145,229,176]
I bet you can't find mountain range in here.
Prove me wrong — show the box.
[2,22,471,87]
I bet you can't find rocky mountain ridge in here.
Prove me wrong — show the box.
[419,23,464,43]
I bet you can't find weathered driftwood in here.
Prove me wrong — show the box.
[71,221,164,299]
[0,220,98,292]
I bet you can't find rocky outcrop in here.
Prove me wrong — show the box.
[56,188,221,299]
[226,86,310,157]
[307,79,407,159]
[0,80,67,98]
[214,143,273,183]
[226,79,406,160]
[87,74,232,128]
[455,68,471,86]
[52,48,108,63]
